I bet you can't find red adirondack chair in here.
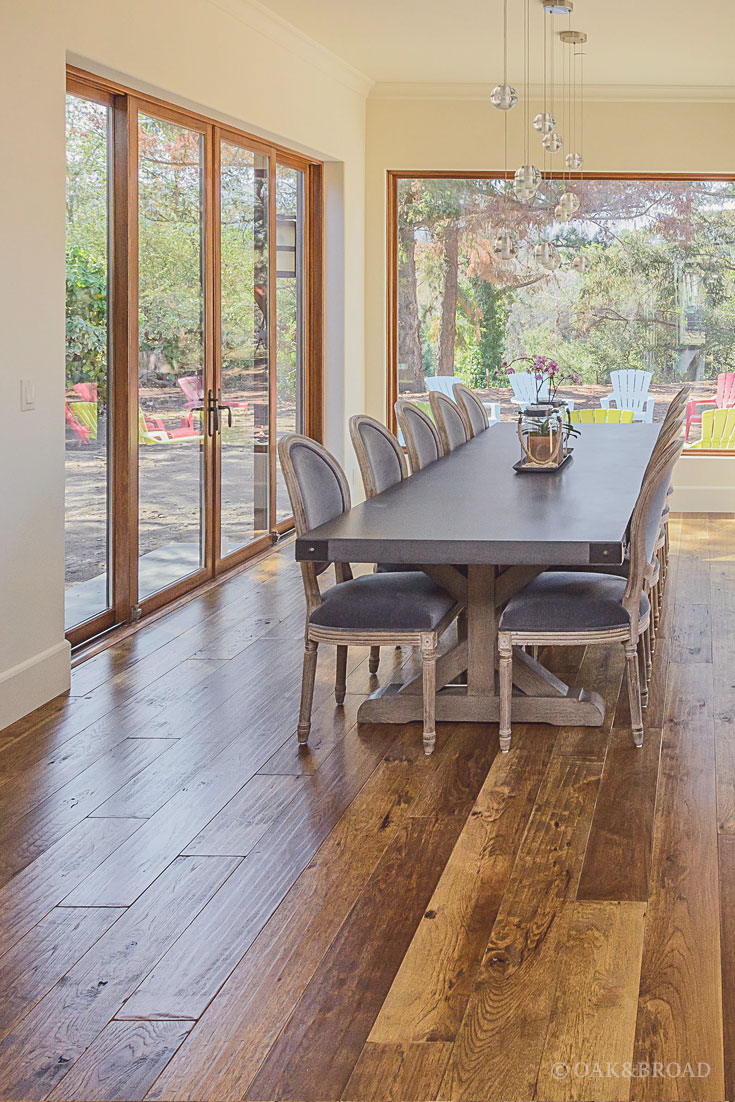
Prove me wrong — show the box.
[686,372,735,440]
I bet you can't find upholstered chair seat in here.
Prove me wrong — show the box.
[499,571,650,633]
[310,571,457,632]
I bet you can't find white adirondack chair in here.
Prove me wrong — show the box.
[507,370,575,411]
[425,376,500,422]
[600,369,656,423]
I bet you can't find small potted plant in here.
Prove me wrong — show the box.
[503,356,582,470]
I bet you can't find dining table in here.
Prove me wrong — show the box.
[295,421,661,728]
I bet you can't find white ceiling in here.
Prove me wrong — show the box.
[254,0,735,92]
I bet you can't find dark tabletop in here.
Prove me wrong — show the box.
[296,422,661,567]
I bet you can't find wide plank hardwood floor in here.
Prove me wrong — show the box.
[0,513,731,1101]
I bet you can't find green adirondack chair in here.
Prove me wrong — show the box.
[687,406,735,449]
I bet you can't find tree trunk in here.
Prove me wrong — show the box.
[397,221,424,392]
[437,221,460,376]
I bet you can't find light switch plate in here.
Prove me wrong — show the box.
[20,379,35,411]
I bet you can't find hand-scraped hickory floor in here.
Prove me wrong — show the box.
[0,512,732,1101]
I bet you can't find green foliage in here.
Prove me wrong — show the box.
[65,244,108,397]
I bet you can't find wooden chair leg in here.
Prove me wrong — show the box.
[643,623,653,682]
[335,645,347,705]
[499,632,513,752]
[638,637,649,708]
[298,638,318,744]
[625,642,644,748]
[420,635,437,755]
[368,645,380,674]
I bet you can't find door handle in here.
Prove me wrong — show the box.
[206,389,219,436]
[219,404,233,429]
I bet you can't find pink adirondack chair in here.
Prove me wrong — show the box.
[686,372,735,440]
[73,382,98,402]
[177,375,250,428]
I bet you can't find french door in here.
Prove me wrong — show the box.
[65,72,322,646]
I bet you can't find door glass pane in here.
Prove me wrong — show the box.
[138,113,205,599]
[220,140,270,555]
[276,164,305,524]
[64,93,112,631]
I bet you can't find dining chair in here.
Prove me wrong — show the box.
[349,413,412,674]
[452,383,489,437]
[395,399,444,472]
[429,391,471,453]
[279,433,462,755]
[497,434,683,752]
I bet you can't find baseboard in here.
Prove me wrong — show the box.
[670,455,735,513]
[0,640,71,733]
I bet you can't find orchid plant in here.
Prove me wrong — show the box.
[502,354,583,405]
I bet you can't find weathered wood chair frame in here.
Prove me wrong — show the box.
[279,433,462,754]
[394,399,444,472]
[498,435,683,752]
[428,391,472,453]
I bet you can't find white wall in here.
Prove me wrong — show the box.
[0,0,369,729]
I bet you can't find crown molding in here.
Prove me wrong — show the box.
[370,81,735,103]
[207,0,374,97]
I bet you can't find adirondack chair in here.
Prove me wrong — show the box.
[138,408,203,445]
[73,382,98,402]
[569,408,635,424]
[685,372,735,440]
[505,370,576,412]
[67,401,98,439]
[426,376,500,422]
[600,369,655,423]
[65,403,91,444]
[687,407,735,450]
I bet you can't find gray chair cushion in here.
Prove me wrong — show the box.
[499,571,649,633]
[405,410,441,469]
[463,396,487,435]
[442,403,468,451]
[310,572,456,632]
[290,441,346,530]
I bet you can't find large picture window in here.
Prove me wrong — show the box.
[389,173,735,449]
[64,70,323,646]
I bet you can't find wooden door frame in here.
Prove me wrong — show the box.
[65,67,324,646]
[386,169,735,433]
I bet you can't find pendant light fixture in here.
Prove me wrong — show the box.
[490,0,518,111]
[557,26,586,218]
[492,0,519,259]
[514,0,541,201]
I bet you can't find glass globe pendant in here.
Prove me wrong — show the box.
[514,164,541,197]
[542,131,563,153]
[490,83,518,110]
[493,230,518,260]
[572,254,590,273]
[554,203,573,222]
[533,112,556,133]
[565,152,583,170]
[559,190,580,213]
[542,245,561,271]
[534,241,552,266]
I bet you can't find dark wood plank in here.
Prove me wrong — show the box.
[0,856,238,1101]
[439,757,602,1101]
[576,725,662,902]
[0,738,177,885]
[535,901,646,1101]
[341,1042,452,1102]
[0,907,123,1041]
[46,1020,194,1101]
[144,734,442,1101]
[369,741,553,1045]
[631,661,725,1100]
[243,814,468,1102]
[0,816,140,959]
[551,643,625,762]
[117,724,399,1022]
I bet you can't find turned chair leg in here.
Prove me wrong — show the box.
[499,632,513,752]
[624,641,644,748]
[298,638,318,744]
[638,637,649,708]
[335,645,348,705]
[420,634,437,755]
[368,645,380,674]
[643,622,653,682]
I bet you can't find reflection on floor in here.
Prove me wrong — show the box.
[64,539,258,628]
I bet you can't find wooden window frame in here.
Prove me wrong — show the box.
[386,169,735,443]
[65,67,324,644]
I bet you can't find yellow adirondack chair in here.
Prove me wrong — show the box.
[67,400,98,439]
[687,407,735,450]
[569,408,635,424]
